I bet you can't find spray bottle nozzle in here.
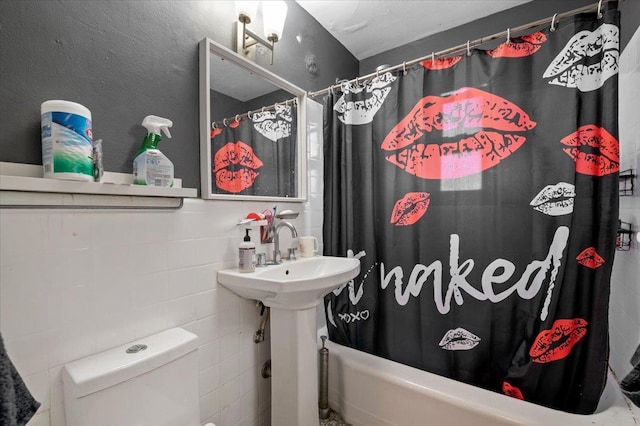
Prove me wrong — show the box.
[142,115,173,139]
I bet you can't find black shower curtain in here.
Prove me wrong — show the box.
[210,103,297,197]
[323,4,619,414]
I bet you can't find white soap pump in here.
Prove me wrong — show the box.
[239,229,256,273]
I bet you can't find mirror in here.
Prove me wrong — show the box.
[199,38,307,201]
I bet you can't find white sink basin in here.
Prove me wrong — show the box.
[217,256,360,309]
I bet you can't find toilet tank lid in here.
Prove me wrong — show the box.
[63,328,198,398]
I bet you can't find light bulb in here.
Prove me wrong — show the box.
[235,0,259,24]
[263,0,288,42]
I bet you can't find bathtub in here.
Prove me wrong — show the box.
[325,338,640,425]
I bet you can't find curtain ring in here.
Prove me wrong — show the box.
[211,122,217,129]
[235,114,240,123]
[247,111,253,120]
[506,28,511,44]
[261,106,266,113]
[550,13,558,32]
[402,61,407,75]
[223,118,228,127]
[597,0,603,18]
[467,40,472,56]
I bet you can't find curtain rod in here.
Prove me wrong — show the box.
[308,0,616,98]
[211,96,297,129]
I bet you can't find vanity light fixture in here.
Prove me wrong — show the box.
[235,0,288,65]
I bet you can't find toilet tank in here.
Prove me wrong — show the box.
[63,328,200,426]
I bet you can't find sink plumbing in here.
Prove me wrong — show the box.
[254,301,270,343]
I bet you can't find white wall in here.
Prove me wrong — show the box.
[0,100,325,426]
[609,26,640,380]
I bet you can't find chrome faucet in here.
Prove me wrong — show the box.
[273,220,298,263]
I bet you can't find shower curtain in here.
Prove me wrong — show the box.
[210,103,297,197]
[323,3,619,414]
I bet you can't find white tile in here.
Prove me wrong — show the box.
[191,315,220,345]
[193,238,219,266]
[1,260,48,340]
[167,264,216,299]
[130,212,171,244]
[218,285,241,313]
[131,271,169,308]
[222,397,242,425]
[221,355,243,385]
[240,387,259,424]
[242,344,259,371]
[93,310,136,353]
[199,388,221,423]
[0,211,46,262]
[44,212,93,251]
[164,295,197,328]
[222,374,242,406]
[26,411,50,426]
[91,212,134,247]
[220,331,242,361]
[92,245,134,282]
[3,332,48,377]
[195,289,218,319]
[167,266,199,299]
[24,370,50,412]
[48,366,66,426]
[129,242,169,276]
[199,364,221,396]
[46,283,93,328]
[46,322,95,368]
[131,304,170,340]
[91,275,133,318]
[167,211,200,241]
[198,339,221,372]
[42,248,93,290]
[219,306,241,337]
[241,367,259,395]
[168,239,198,270]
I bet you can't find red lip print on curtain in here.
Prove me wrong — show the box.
[322,3,619,415]
[210,103,298,197]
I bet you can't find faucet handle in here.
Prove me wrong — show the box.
[287,247,297,261]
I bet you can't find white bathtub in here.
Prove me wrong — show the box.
[325,338,640,425]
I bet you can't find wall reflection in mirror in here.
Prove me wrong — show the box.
[200,38,306,201]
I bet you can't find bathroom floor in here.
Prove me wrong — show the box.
[320,409,350,426]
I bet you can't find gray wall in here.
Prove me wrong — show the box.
[362,0,640,74]
[0,0,358,190]
[2,1,637,192]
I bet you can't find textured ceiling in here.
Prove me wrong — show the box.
[296,0,532,60]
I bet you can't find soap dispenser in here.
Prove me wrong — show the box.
[239,229,256,273]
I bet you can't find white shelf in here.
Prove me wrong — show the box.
[0,174,197,198]
[0,162,197,208]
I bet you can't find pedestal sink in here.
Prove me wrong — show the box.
[218,256,360,426]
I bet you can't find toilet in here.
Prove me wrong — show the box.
[62,328,214,426]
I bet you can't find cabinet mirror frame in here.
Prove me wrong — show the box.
[199,38,307,201]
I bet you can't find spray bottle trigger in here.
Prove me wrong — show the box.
[161,127,172,139]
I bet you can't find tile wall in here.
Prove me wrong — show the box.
[609,26,640,380]
[0,101,325,426]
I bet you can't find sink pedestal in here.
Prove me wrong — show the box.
[270,306,319,426]
[216,256,360,426]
